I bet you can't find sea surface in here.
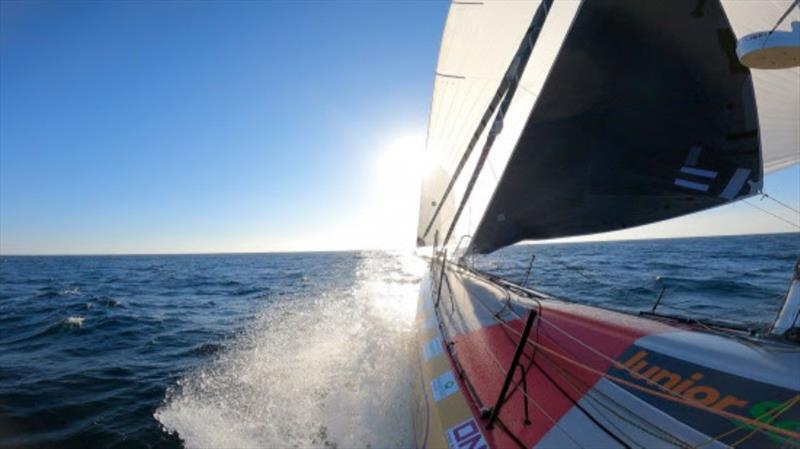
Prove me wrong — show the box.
[0,233,797,449]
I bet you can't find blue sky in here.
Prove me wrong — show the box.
[0,1,797,255]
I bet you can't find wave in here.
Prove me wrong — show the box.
[64,316,85,327]
[155,252,422,449]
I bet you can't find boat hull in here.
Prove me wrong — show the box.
[412,262,800,449]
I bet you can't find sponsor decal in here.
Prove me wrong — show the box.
[431,371,459,402]
[422,336,444,361]
[620,350,749,412]
[446,418,488,449]
[612,348,800,448]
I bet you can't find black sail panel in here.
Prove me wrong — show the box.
[470,0,761,254]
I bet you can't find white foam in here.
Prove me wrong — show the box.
[64,316,84,327]
[155,252,423,449]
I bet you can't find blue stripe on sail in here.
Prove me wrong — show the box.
[674,178,709,192]
[680,166,718,179]
[719,168,751,199]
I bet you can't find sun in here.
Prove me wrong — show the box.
[368,133,427,249]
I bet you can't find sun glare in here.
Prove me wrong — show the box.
[368,133,427,249]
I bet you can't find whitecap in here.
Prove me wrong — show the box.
[64,316,84,327]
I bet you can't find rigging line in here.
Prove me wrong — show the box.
[475,292,686,449]
[743,199,800,229]
[453,271,800,441]
[461,274,635,449]
[472,270,680,397]
[422,0,552,242]
[479,324,588,449]
[468,283,685,449]
[458,259,775,348]
[768,0,800,35]
[435,269,504,414]
[443,270,584,447]
[515,331,800,440]
[730,394,800,448]
[494,418,528,449]
[530,355,634,449]
[690,394,800,449]
[433,285,487,411]
[761,192,800,215]
[535,350,691,449]
[441,325,536,449]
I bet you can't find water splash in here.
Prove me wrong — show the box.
[64,316,84,327]
[155,252,423,448]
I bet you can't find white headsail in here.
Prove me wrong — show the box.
[722,1,800,173]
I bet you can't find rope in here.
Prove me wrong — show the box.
[743,199,800,229]
[460,260,800,351]
[447,268,800,442]
[768,0,800,36]
[536,350,693,449]
[520,322,800,441]
[761,192,800,215]
[692,394,800,448]
[478,318,588,449]
[465,273,691,448]
[435,268,588,448]
[730,394,800,447]
[461,272,635,448]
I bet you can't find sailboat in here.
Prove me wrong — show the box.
[411,1,800,448]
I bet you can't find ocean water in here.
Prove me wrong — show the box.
[0,233,797,449]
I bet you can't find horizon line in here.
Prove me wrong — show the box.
[1,230,796,257]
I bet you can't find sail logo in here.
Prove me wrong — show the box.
[431,371,459,402]
[674,166,718,193]
[446,418,488,449]
[620,350,748,412]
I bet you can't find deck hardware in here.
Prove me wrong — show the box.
[521,254,536,287]
[486,308,538,429]
[435,250,448,308]
[651,286,667,313]
[771,258,800,340]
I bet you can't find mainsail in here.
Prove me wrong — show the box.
[417,0,800,254]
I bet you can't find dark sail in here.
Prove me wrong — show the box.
[469,0,762,253]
